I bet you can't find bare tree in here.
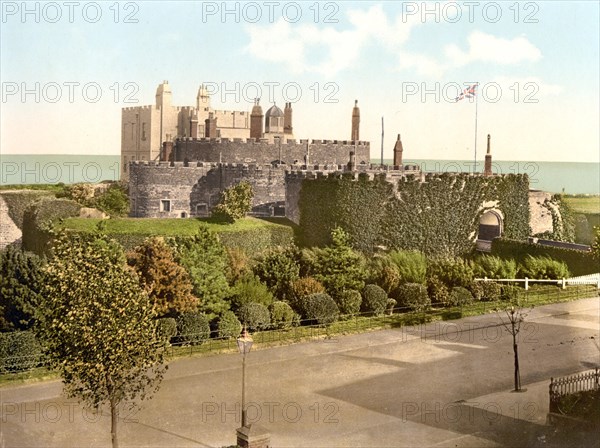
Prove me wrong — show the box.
[497,304,531,392]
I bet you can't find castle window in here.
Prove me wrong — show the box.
[123,156,127,172]
[142,123,147,141]
[160,200,172,212]
[195,203,208,216]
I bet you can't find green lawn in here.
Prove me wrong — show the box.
[563,195,600,214]
[61,216,293,235]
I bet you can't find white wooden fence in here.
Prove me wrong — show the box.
[475,273,600,290]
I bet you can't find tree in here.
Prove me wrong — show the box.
[127,237,197,317]
[252,246,300,300]
[36,233,166,448]
[211,181,254,223]
[170,228,230,319]
[497,304,531,392]
[94,182,130,217]
[0,246,45,331]
[312,227,367,297]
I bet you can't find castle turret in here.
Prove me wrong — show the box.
[265,103,284,134]
[351,100,360,141]
[393,134,404,167]
[284,102,293,135]
[484,134,493,176]
[155,80,172,109]
[197,84,211,110]
[250,98,264,140]
[205,113,217,138]
[190,110,198,138]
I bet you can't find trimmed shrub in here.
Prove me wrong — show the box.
[175,312,210,345]
[475,282,502,302]
[397,283,431,312]
[269,301,295,330]
[289,277,326,312]
[0,331,43,373]
[517,255,570,280]
[361,284,388,316]
[302,293,339,325]
[449,286,474,307]
[387,298,397,315]
[389,250,427,284]
[229,274,274,310]
[237,303,271,331]
[93,182,129,217]
[426,275,450,306]
[211,182,253,223]
[334,290,362,316]
[217,311,242,339]
[156,318,177,345]
[501,285,525,303]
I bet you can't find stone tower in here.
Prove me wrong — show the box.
[393,134,404,167]
[284,102,293,135]
[250,98,264,140]
[196,84,211,110]
[351,100,360,141]
[205,113,217,138]
[484,134,493,176]
[189,110,198,138]
[155,80,172,109]
[265,104,284,134]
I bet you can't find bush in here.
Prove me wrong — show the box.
[217,311,242,339]
[448,286,474,307]
[289,277,326,312]
[475,282,502,302]
[269,301,295,330]
[427,258,474,288]
[237,303,271,331]
[0,331,43,373]
[361,284,388,316]
[471,254,517,279]
[253,247,300,300]
[397,283,431,312]
[211,182,254,223]
[93,182,129,217]
[501,285,525,303]
[518,255,570,279]
[229,274,274,310]
[156,318,177,345]
[225,247,251,284]
[334,290,362,316]
[388,250,427,284]
[175,312,211,345]
[387,298,397,314]
[426,275,450,306]
[367,254,400,293]
[302,293,339,325]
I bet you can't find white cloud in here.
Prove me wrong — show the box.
[445,31,542,67]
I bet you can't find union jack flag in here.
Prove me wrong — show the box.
[455,83,478,102]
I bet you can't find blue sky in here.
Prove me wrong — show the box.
[1,1,598,162]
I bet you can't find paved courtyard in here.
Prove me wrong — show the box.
[1,297,599,447]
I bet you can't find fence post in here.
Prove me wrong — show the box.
[524,277,529,291]
[561,278,566,290]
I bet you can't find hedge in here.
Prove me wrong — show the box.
[0,331,43,373]
[0,191,55,229]
[298,172,530,257]
[22,198,82,256]
[491,238,597,276]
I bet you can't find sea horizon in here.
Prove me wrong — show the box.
[1,154,598,195]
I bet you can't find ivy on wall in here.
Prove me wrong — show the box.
[298,173,531,257]
[536,194,576,242]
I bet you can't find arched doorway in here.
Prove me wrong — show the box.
[478,210,503,241]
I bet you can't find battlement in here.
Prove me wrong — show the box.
[173,137,370,146]
[123,104,155,112]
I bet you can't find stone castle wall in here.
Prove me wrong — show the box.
[129,161,287,218]
[172,138,371,166]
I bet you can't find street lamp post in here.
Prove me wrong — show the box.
[236,327,253,427]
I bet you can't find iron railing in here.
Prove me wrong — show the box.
[549,369,600,413]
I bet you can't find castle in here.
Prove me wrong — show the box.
[123,82,554,248]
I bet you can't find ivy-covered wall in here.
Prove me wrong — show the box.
[297,172,530,257]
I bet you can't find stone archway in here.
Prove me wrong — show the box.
[478,210,503,241]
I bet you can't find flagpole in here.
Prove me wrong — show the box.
[474,82,479,173]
